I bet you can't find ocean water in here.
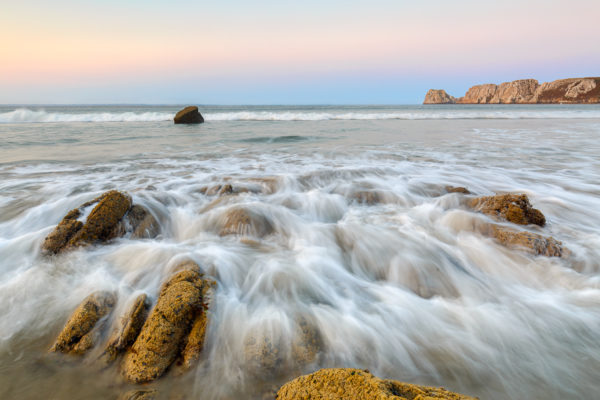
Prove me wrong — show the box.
[1,105,600,399]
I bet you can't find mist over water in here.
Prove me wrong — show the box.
[1,105,600,399]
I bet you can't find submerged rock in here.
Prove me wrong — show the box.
[114,205,160,239]
[119,389,158,400]
[219,207,274,238]
[50,291,116,355]
[174,106,204,124]
[290,316,323,367]
[491,226,564,257]
[445,186,471,194]
[121,261,213,383]
[469,194,545,226]
[99,294,150,364]
[276,368,477,400]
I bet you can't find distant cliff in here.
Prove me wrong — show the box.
[424,77,600,104]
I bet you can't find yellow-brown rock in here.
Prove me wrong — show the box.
[174,106,204,124]
[532,77,600,103]
[219,207,274,238]
[121,261,208,383]
[99,294,150,364]
[112,205,160,239]
[423,89,456,104]
[119,389,158,400]
[179,278,215,370]
[491,79,539,104]
[469,194,545,226]
[276,368,477,400]
[491,226,564,257]
[291,317,323,366]
[457,84,498,104]
[42,190,132,254]
[445,186,471,194]
[50,291,116,354]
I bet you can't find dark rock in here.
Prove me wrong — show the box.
[50,291,116,355]
[174,106,204,124]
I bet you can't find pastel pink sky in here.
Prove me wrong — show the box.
[2,0,599,104]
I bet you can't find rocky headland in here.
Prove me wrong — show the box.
[424,77,600,104]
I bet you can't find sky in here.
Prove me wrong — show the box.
[1,0,599,104]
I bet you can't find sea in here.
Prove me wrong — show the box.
[1,104,600,399]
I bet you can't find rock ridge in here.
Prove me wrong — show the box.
[423,77,600,104]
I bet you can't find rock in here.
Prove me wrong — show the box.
[276,368,477,400]
[121,261,210,383]
[290,317,323,367]
[351,190,384,205]
[244,329,285,376]
[42,190,132,254]
[490,226,564,257]
[219,207,274,238]
[456,83,498,104]
[491,79,539,104]
[445,186,471,194]
[50,291,116,354]
[113,205,160,239]
[174,106,204,124]
[179,278,215,371]
[532,77,600,103]
[119,389,158,400]
[99,294,150,364]
[469,194,545,226]
[424,77,599,104]
[423,89,456,104]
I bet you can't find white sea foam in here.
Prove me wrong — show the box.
[2,107,600,123]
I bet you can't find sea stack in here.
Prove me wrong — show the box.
[174,106,204,124]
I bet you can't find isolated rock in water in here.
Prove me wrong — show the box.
[50,291,116,354]
[469,194,546,226]
[445,186,471,194]
[113,205,160,239]
[119,389,158,400]
[276,368,477,400]
[423,89,456,104]
[179,278,215,371]
[491,226,564,257]
[174,106,204,124]
[219,207,274,237]
[99,294,150,364]
[122,261,209,383]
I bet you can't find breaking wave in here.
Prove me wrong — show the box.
[2,108,600,123]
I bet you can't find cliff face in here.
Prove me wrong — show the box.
[425,77,600,104]
[423,89,456,104]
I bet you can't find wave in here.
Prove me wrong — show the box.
[1,108,600,123]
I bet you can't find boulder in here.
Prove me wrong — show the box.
[50,291,116,354]
[219,207,274,238]
[99,294,150,364]
[423,89,456,104]
[174,106,204,124]
[121,261,212,383]
[490,226,564,257]
[290,317,323,367]
[469,194,545,226]
[276,368,477,400]
[113,205,160,239]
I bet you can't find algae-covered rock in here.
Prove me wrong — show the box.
[219,207,274,238]
[179,278,215,371]
[99,294,150,364]
[121,261,210,383]
[469,194,545,226]
[276,368,477,400]
[50,291,116,354]
[491,226,565,257]
[42,190,132,254]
